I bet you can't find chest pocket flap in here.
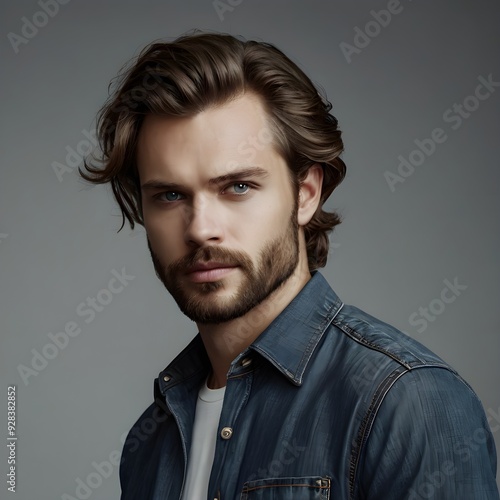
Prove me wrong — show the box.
[240,476,331,499]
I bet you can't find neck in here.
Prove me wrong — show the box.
[198,261,312,389]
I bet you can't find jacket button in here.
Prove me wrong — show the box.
[163,375,171,382]
[220,427,233,439]
[240,357,252,367]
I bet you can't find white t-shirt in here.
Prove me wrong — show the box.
[180,380,226,500]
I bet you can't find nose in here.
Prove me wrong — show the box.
[183,196,224,247]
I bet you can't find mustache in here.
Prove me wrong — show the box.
[157,245,253,276]
[172,246,249,273]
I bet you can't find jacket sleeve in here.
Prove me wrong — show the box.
[357,366,499,499]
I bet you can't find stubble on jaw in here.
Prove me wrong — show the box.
[147,205,300,324]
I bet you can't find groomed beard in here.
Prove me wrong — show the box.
[147,206,300,324]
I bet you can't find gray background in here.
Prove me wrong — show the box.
[1,1,499,498]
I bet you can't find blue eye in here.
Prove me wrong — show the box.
[163,192,182,202]
[232,183,249,194]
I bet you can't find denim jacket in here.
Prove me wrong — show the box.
[120,271,499,499]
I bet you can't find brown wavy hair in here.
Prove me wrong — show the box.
[80,31,347,271]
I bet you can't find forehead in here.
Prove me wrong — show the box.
[136,92,280,178]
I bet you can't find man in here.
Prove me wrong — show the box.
[81,32,499,499]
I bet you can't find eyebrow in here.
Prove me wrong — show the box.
[140,166,269,192]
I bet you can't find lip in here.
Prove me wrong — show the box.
[186,261,234,273]
[186,262,237,283]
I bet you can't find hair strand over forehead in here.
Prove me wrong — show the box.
[80,30,346,271]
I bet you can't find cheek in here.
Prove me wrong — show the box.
[231,202,290,250]
[259,195,295,228]
[144,216,183,259]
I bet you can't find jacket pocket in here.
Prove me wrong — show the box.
[240,476,330,499]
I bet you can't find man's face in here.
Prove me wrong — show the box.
[137,93,301,324]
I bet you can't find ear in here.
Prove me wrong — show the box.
[297,163,323,227]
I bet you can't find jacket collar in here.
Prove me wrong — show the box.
[248,271,343,385]
[157,271,343,395]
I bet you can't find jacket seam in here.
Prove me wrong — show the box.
[348,365,409,499]
[332,316,456,371]
[348,363,459,499]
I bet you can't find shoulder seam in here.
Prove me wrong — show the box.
[332,313,451,371]
[348,363,462,499]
